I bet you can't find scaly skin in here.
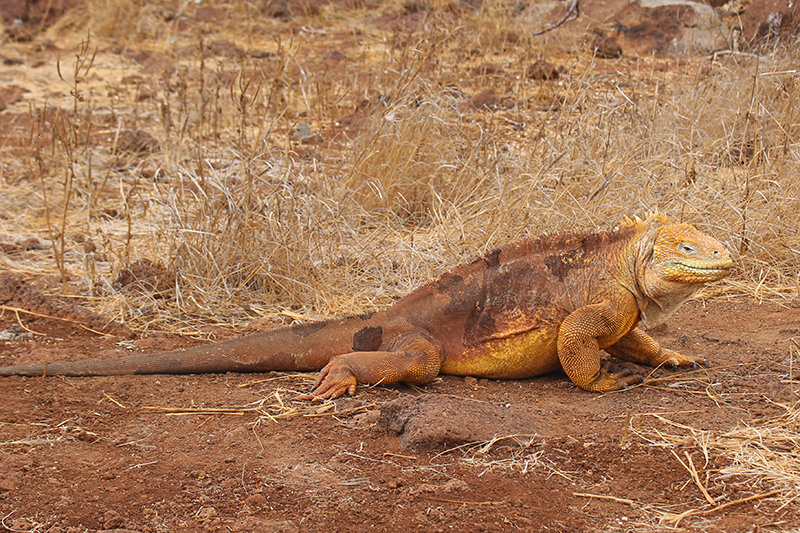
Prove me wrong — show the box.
[0,215,733,399]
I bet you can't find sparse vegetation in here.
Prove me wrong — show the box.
[5,0,797,331]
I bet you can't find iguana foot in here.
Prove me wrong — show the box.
[583,364,643,392]
[294,360,358,401]
[658,349,708,370]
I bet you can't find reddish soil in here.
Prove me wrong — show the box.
[1,285,798,532]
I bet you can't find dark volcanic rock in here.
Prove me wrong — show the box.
[378,394,541,451]
[740,0,799,44]
[612,0,729,56]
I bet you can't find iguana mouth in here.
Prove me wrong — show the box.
[667,262,732,280]
[683,263,732,271]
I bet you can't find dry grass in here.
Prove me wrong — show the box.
[2,1,795,330]
[626,393,800,521]
[1,0,799,399]
[139,386,376,421]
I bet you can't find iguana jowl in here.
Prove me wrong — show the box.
[0,215,733,399]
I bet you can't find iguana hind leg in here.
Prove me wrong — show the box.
[605,326,707,369]
[295,331,445,401]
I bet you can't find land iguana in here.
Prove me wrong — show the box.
[0,214,733,400]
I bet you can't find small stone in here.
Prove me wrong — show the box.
[116,259,174,294]
[244,493,268,507]
[351,409,380,427]
[591,35,623,59]
[292,123,323,144]
[470,89,497,110]
[196,507,217,522]
[527,60,560,80]
[378,394,542,451]
[21,237,43,251]
[103,509,125,528]
[442,479,468,492]
[500,30,519,44]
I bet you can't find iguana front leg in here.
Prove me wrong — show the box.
[605,326,707,369]
[557,303,643,392]
[296,332,445,400]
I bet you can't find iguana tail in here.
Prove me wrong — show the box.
[0,315,383,377]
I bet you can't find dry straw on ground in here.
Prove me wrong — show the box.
[429,393,799,525]
[627,399,799,525]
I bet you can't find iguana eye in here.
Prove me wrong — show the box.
[678,242,698,255]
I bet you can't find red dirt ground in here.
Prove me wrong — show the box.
[1,284,799,532]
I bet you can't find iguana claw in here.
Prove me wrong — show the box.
[659,349,707,371]
[586,364,643,391]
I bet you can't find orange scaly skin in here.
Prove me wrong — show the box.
[0,215,733,399]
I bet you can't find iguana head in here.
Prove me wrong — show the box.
[635,222,733,327]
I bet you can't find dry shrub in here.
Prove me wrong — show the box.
[149,36,800,314]
[45,0,170,43]
[341,89,483,219]
[147,161,347,312]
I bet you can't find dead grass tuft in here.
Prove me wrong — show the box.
[630,399,800,522]
[45,0,174,43]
